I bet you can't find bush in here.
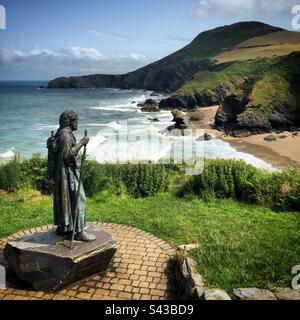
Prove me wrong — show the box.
[0,155,171,198]
[0,156,21,192]
[83,162,170,198]
[20,154,53,195]
[179,159,300,212]
[82,160,113,197]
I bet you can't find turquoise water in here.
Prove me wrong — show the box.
[0,81,155,158]
[0,81,276,170]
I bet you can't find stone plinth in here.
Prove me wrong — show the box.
[4,224,117,292]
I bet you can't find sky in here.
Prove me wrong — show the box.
[0,0,299,80]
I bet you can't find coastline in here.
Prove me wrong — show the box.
[186,106,300,170]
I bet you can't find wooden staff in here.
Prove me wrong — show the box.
[70,130,88,249]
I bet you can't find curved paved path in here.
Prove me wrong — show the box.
[0,222,178,300]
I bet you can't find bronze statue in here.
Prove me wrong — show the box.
[47,110,96,242]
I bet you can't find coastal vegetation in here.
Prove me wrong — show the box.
[0,155,299,291]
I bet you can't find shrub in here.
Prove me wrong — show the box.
[82,160,113,197]
[179,159,300,212]
[0,156,21,192]
[82,161,170,197]
[20,154,53,195]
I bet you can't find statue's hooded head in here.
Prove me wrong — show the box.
[59,110,78,131]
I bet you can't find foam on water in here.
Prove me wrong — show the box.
[0,150,15,159]
[86,109,278,171]
[89,94,149,113]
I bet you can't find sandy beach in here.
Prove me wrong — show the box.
[187,106,300,170]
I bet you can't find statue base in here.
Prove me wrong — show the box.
[4,224,117,292]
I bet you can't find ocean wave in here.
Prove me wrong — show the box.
[0,150,15,159]
[88,94,152,113]
[202,139,277,171]
[99,121,122,130]
[87,139,172,164]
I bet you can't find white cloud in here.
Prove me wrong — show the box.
[60,47,106,60]
[190,0,255,17]
[190,0,298,17]
[260,0,298,14]
[0,46,152,79]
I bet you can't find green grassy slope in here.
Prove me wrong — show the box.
[1,189,299,292]
[174,56,278,97]
[174,21,283,61]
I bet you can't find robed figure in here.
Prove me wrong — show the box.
[47,110,96,242]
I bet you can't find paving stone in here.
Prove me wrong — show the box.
[0,222,178,300]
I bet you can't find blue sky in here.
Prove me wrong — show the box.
[0,0,299,80]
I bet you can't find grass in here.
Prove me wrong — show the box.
[214,44,300,63]
[0,188,299,292]
[174,51,300,122]
[252,73,296,108]
[177,22,283,61]
[174,57,277,97]
[236,30,300,48]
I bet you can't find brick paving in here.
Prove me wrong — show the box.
[0,222,178,300]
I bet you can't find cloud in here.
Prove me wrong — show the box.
[260,0,298,14]
[0,46,152,79]
[189,0,299,17]
[87,28,136,41]
[190,0,255,17]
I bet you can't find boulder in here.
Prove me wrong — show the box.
[140,106,160,113]
[233,288,277,300]
[203,289,231,300]
[138,99,160,112]
[204,133,212,141]
[274,288,300,300]
[4,224,117,292]
[177,244,200,252]
[168,109,188,130]
[264,135,277,142]
[149,118,160,122]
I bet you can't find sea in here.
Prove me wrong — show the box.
[0,81,275,170]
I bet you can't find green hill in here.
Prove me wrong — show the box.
[48,21,300,92]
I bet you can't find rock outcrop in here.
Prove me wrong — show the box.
[158,91,222,111]
[4,224,117,292]
[48,60,213,93]
[168,109,189,130]
[138,99,160,112]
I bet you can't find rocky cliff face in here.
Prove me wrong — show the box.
[160,52,300,135]
[158,89,223,110]
[48,59,213,92]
